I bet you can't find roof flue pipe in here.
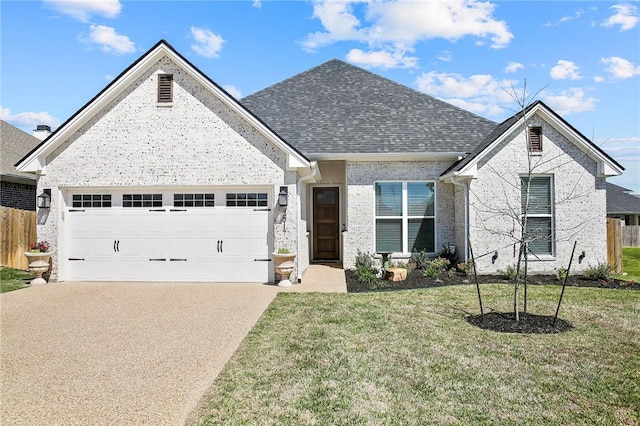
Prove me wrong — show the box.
[33,125,52,141]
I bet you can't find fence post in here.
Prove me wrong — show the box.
[606,218,622,274]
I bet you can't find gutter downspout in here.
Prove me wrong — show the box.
[296,161,319,282]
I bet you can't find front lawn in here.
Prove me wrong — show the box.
[621,247,640,282]
[193,285,639,425]
[0,267,32,293]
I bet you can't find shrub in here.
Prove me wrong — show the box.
[497,264,517,280]
[423,257,449,277]
[583,262,611,281]
[457,261,473,277]
[556,267,568,282]
[436,245,458,270]
[355,250,379,284]
[409,249,431,271]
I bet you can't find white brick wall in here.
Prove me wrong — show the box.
[468,116,606,274]
[38,57,298,280]
[343,160,457,268]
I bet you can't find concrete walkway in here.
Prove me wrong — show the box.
[285,263,348,293]
[1,282,278,425]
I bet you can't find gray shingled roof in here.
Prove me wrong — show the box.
[241,59,497,155]
[607,182,640,214]
[1,120,40,182]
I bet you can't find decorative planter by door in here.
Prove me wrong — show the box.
[272,252,296,287]
[24,252,51,285]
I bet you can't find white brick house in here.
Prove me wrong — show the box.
[17,40,623,283]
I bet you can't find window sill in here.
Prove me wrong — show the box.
[156,102,174,108]
[528,151,543,156]
[526,254,555,262]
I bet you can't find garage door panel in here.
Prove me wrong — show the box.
[66,190,272,282]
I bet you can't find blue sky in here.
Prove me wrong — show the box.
[2,0,639,192]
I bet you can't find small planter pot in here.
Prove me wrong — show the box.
[24,252,51,285]
[272,252,296,287]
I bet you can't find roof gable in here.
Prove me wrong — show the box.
[441,100,624,180]
[241,59,497,157]
[16,40,309,173]
[1,120,41,181]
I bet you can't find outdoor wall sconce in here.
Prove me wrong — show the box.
[37,189,51,209]
[579,250,586,264]
[278,186,288,207]
[491,251,499,264]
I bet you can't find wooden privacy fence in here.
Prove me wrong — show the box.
[622,225,640,247]
[606,218,622,274]
[0,206,37,270]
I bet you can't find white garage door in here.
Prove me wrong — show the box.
[64,190,272,282]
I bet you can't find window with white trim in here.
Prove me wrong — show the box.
[72,194,111,208]
[375,182,435,253]
[226,193,268,207]
[123,194,162,208]
[521,176,554,256]
[174,193,215,207]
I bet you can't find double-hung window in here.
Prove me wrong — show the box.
[375,181,435,253]
[521,176,554,256]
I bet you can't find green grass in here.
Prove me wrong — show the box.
[621,247,640,281]
[194,285,640,425]
[0,267,32,293]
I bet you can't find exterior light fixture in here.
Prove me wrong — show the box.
[278,186,288,207]
[37,189,51,209]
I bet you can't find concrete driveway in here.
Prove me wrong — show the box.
[1,282,278,425]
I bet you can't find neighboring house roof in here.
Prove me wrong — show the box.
[241,59,497,157]
[1,120,40,184]
[16,40,310,173]
[441,100,624,180]
[607,182,640,214]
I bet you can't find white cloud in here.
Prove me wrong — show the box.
[601,3,639,31]
[598,137,640,161]
[0,106,60,130]
[505,61,524,73]
[43,0,121,22]
[190,27,225,59]
[560,8,585,23]
[600,56,640,79]
[346,48,417,69]
[252,0,262,8]
[223,85,242,99]
[82,25,135,55]
[550,60,582,80]
[437,50,453,62]
[302,0,513,69]
[415,71,521,118]
[593,75,605,83]
[542,88,597,115]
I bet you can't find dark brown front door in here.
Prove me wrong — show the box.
[313,187,339,260]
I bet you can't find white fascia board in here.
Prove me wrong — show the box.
[177,56,310,170]
[306,152,465,161]
[16,47,168,173]
[536,107,623,177]
[17,43,310,173]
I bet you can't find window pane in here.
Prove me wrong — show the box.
[408,218,435,252]
[376,219,402,252]
[522,177,551,215]
[375,182,402,216]
[524,217,552,255]
[407,182,434,216]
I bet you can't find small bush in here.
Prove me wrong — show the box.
[355,250,379,284]
[409,249,431,271]
[497,264,517,280]
[423,257,449,277]
[556,267,568,282]
[436,245,458,270]
[457,261,473,277]
[583,262,611,280]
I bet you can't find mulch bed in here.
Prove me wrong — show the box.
[466,312,573,334]
[345,269,640,293]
